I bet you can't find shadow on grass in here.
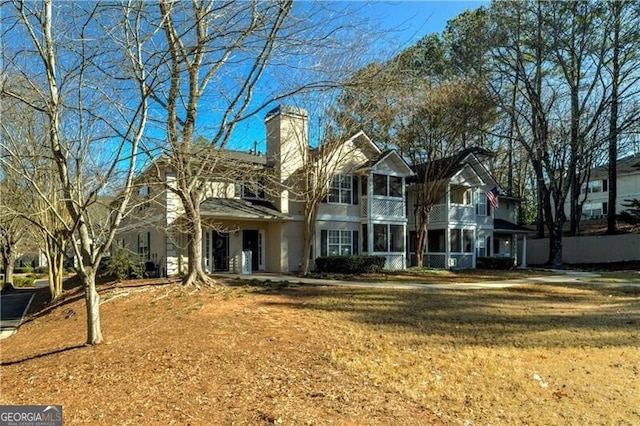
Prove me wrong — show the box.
[251,283,640,349]
[1,344,86,366]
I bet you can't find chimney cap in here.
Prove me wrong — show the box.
[265,104,308,122]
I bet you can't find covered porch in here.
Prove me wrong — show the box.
[492,219,531,268]
[167,198,291,276]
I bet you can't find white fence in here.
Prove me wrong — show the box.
[527,233,640,265]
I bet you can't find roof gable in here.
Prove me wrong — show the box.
[410,147,497,188]
[357,150,414,176]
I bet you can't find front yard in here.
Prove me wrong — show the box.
[1,272,638,425]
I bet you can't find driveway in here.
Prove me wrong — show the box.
[0,291,36,339]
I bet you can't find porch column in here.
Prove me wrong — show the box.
[472,228,477,269]
[519,234,528,268]
[445,226,451,269]
[513,234,518,267]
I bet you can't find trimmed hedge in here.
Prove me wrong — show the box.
[315,255,386,274]
[477,257,515,270]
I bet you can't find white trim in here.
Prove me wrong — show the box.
[316,214,361,223]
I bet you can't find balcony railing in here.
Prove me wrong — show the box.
[360,196,405,219]
[428,203,476,224]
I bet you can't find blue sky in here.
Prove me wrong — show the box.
[229,1,488,152]
[365,1,488,50]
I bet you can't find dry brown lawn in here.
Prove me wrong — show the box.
[1,272,639,425]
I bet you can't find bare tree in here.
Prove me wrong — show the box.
[1,0,150,344]
[0,78,72,300]
[127,1,372,285]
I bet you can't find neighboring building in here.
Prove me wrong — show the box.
[406,149,529,269]
[116,105,527,276]
[568,153,640,220]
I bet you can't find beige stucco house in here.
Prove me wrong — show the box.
[116,105,530,276]
[116,105,415,275]
[406,149,530,269]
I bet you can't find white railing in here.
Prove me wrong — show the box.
[373,253,404,270]
[361,197,405,218]
[427,203,476,224]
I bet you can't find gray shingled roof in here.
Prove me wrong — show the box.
[589,153,640,179]
[493,218,532,234]
[200,198,290,221]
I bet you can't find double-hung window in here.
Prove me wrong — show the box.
[328,174,353,204]
[320,229,359,256]
[138,232,150,259]
[476,189,488,216]
[373,174,403,198]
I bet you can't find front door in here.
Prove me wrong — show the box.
[213,232,229,271]
[242,230,260,271]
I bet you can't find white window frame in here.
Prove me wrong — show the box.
[476,189,488,216]
[327,230,352,256]
[138,233,149,259]
[328,174,353,204]
[476,235,486,257]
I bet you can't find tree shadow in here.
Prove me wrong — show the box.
[22,277,178,325]
[1,344,86,366]
[254,284,640,349]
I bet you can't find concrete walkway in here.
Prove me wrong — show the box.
[214,269,605,291]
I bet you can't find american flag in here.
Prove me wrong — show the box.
[487,187,499,210]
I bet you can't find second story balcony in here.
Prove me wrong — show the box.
[360,196,405,220]
[428,203,476,225]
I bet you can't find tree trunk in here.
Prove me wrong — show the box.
[607,1,621,235]
[45,236,65,300]
[548,217,564,268]
[569,171,580,236]
[49,251,65,300]
[300,206,318,276]
[3,250,15,287]
[182,202,211,287]
[80,268,103,345]
[415,219,427,268]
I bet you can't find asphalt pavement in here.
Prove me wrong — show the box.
[0,291,36,339]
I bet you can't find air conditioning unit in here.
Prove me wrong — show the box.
[448,258,457,267]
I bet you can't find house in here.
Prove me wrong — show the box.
[116,105,414,275]
[567,153,640,220]
[116,105,528,276]
[406,149,530,269]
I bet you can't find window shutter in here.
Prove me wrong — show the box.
[603,179,608,192]
[147,232,151,259]
[362,224,368,253]
[352,230,359,255]
[352,176,359,205]
[320,230,327,257]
